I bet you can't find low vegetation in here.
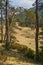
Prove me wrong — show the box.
[10,43,43,63]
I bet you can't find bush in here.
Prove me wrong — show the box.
[39,50,43,63]
[11,43,21,49]
[11,43,28,51]
[19,45,28,53]
[11,43,35,60]
[24,48,34,59]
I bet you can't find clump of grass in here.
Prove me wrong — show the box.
[0,50,3,56]
[0,50,7,62]
[29,43,31,44]
[15,26,22,30]
[24,48,34,59]
[11,43,22,50]
[11,43,28,51]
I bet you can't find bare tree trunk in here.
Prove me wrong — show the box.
[1,0,3,42]
[5,0,10,50]
[35,0,39,61]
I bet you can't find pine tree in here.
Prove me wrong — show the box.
[39,2,43,49]
[0,0,3,42]
[5,0,10,50]
[39,2,43,60]
[35,0,39,61]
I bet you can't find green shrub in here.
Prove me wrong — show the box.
[39,50,43,63]
[20,45,28,53]
[24,48,34,59]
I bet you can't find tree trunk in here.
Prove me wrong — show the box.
[1,0,3,42]
[35,0,39,61]
[5,0,10,50]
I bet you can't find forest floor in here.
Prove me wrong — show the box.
[0,25,41,65]
[14,25,41,51]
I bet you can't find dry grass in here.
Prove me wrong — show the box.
[0,49,41,65]
[0,25,41,65]
[14,26,36,51]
